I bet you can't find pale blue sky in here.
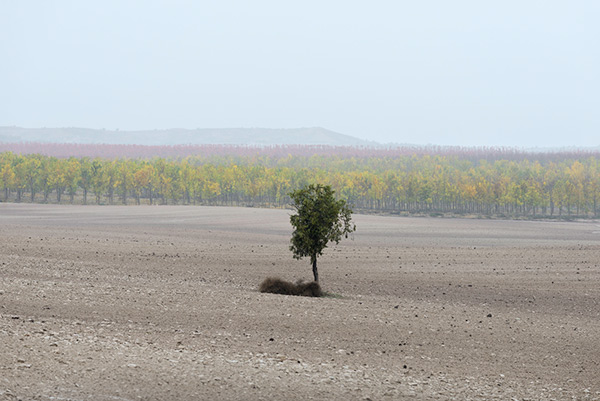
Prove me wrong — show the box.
[2,1,599,147]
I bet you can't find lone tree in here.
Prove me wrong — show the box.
[289,184,355,282]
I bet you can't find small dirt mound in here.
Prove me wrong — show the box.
[259,277,322,297]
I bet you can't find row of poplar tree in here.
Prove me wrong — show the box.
[1,151,599,217]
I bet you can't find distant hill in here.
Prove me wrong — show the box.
[0,126,376,147]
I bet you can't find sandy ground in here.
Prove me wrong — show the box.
[0,203,599,400]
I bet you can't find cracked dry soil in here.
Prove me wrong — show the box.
[1,204,599,400]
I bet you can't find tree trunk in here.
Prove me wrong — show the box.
[311,255,319,282]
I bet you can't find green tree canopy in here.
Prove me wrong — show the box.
[289,184,355,282]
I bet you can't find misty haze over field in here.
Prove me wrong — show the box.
[2,2,599,147]
[0,126,375,147]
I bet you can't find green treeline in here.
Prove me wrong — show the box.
[1,151,599,218]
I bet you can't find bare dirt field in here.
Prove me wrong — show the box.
[1,204,599,400]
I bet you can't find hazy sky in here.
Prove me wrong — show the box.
[2,1,599,147]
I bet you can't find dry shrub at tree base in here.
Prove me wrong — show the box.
[259,277,322,297]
